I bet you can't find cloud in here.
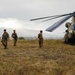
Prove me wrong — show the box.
[0,0,75,20]
[0,17,69,35]
[0,0,75,37]
[0,18,49,31]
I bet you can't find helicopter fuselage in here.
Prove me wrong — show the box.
[64,16,75,45]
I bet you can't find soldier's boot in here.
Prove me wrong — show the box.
[13,40,17,46]
[2,43,6,49]
[39,44,42,48]
[14,42,16,46]
[39,44,41,48]
[4,43,7,49]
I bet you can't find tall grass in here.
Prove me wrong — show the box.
[0,39,75,75]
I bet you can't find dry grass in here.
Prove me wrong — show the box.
[0,39,75,75]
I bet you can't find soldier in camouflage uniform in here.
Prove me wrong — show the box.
[11,30,18,46]
[64,22,72,43]
[1,29,9,49]
[38,30,43,48]
[64,22,71,43]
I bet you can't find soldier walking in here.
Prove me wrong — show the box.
[11,30,18,46]
[1,29,9,49]
[38,30,43,48]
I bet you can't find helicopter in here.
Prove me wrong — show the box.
[30,12,75,45]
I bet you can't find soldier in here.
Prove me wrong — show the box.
[1,29,9,49]
[64,22,71,43]
[11,30,18,46]
[38,30,43,48]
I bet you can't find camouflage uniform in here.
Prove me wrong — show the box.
[11,30,18,46]
[1,29,9,49]
[38,30,43,48]
[64,22,71,43]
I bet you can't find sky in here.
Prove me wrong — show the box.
[0,0,75,37]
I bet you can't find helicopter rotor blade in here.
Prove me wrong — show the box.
[30,13,71,21]
[42,15,68,22]
[45,15,72,32]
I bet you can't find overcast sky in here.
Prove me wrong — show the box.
[0,0,75,35]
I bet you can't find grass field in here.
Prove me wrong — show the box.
[0,39,75,75]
